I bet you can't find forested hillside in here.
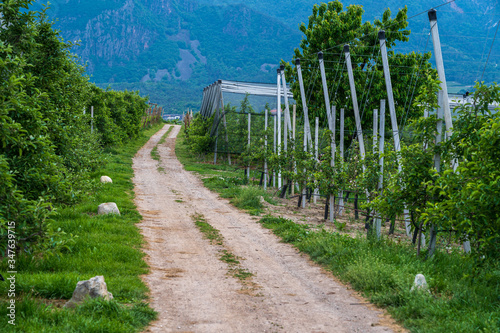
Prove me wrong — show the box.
[34,0,499,112]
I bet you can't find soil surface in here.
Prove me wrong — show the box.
[133,125,406,333]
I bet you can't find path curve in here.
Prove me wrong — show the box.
[133,125,402,333]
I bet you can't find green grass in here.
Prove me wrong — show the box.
[192,213,253,282]
[0,123,164,332]
[259,216,500,333]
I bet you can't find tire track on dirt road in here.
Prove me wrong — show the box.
[133,124,405,333]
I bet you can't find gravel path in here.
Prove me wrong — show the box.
[133,125,404,333]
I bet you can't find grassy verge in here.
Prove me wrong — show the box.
[258,216,500,333]
[176,131,275,215]
[0,123,165,332]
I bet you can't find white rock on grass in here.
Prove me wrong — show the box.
[98,202,120,215]
[100,176,113,183]
[64,276,113,308]
[411,274,429,292]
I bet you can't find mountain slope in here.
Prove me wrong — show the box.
[34,0,499,112]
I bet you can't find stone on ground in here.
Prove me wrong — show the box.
[98,202,120,215]
[411,273,429,292]
[64,276,113,308]
[100,176,113,183]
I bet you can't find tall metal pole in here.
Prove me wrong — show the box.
[318,52,333,128]
[277,68,282,189]
[428,10,453,137]
[329,106,335,222]
[247,113,251,179]
[374,100,386,239]
[280,65,292,138]
[273,114,276,188]
[264,108,268,190]
[373,109,378,154]
[221,93,231,165]
[314,117,319,204]
[292,105,297,196]
[295,59,310,208]
[343,45,366,160]
[295,59,312,147]
[338,108,345,215]
[379,30,411,236]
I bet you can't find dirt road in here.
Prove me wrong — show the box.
[133,125,402,333]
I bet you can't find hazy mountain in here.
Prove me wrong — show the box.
[33,0,499,112]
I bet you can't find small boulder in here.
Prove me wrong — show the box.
[98,202,120,215]
[100,176,113,183]
[64,276,113,308]
[411,274,429,292]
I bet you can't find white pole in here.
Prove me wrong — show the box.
[292,105,297,196]
[379,31,411,236]
[318,52,333,129]
[343,45,366,161]
[91,106,94,134]
[277,69,282,189]
[264,108,268,190]
[338,108,345,215]
[247,113,251,180]
[373,109,378,154]
[375,100,386,239]
[329,106,335,222]
[280,65,292,138]
[273,114,276,188]
[295,59,312,147]
[296,59,312,208]
[314,117,319,204]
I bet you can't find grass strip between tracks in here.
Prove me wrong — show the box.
[192,213,259,293]
[0,123,165,332]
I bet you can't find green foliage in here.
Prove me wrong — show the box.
[423,83,500,259]
[0,123,163,332]
[184,113,215,158]
[0,1,150,253]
